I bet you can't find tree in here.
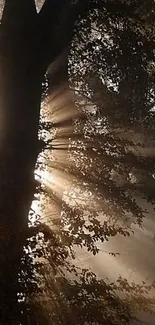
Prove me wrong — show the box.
[68,0,155,209]
[44,0,155,257]
[0,0,86,322]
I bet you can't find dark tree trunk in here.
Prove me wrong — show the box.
[0,0,43,223]
[0,56,43,324]
[0,2,44,322]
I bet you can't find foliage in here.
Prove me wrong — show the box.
[36,0,155,261]
[67,0,155,223]
[7,227,154,325]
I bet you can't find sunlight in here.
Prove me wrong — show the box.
[28,77,77,226]
[29,168,55,224]
[35,168,55,186]
[29,197,40,225]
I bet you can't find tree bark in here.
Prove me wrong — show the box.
[0,60,43,325]
[0,3,43,321]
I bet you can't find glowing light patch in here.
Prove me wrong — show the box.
[35,169,54,184]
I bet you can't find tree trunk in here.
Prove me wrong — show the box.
[0,0,80,322]
[0,60,43,322]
